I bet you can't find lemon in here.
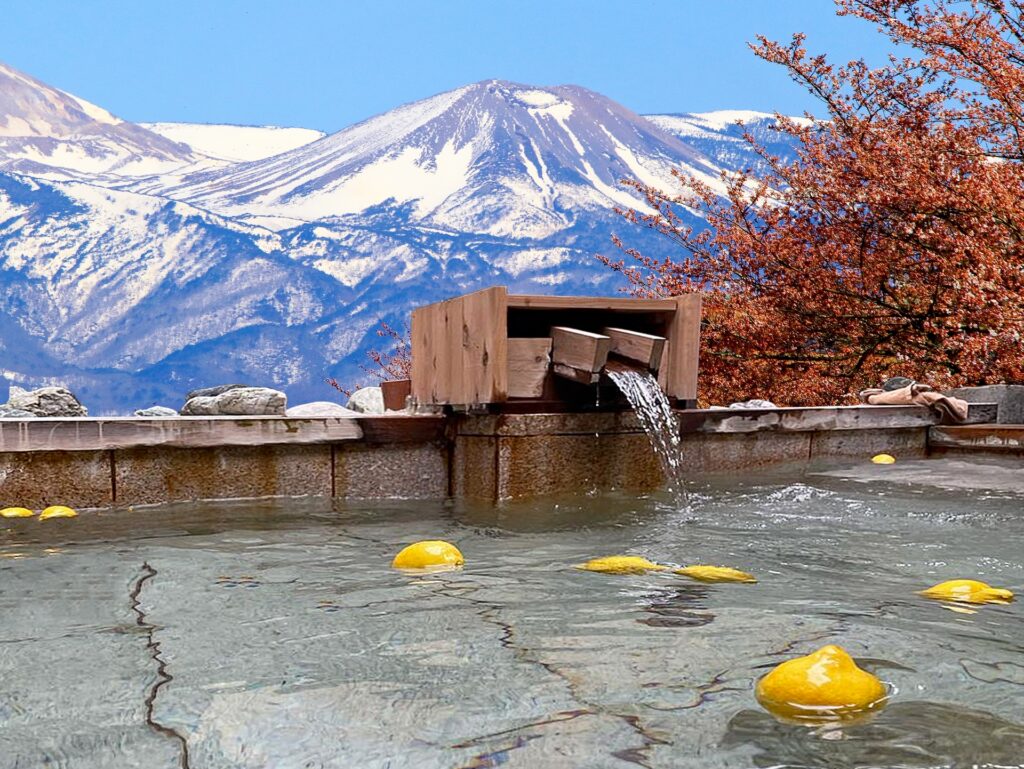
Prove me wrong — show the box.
[39,505,78,520]
[920,579,1014,605]
[0,507,35,519]
[756,644,887,722]
[576,555,668,574]
[392,540,464,571]
[674,565,757,583]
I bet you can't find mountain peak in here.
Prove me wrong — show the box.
[0,61,123,138]
[145,77,718,236]
[0,60,197,178]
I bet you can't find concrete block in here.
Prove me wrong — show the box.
[810,427,928,459]
[679,432,810,473]
[497,433,663,501]
[945,385,1024,424]
[334,443,447,499]
[0,450,112,509]
[929,425,1024,454]
[115,445,331,505]
[452,436,499,502]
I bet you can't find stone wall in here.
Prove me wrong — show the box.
[0,403,1000,509]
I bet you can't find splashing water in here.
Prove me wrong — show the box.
[606,366,689,509]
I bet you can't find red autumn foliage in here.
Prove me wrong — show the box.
[603,0,1024,406]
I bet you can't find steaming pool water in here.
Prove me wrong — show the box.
[1,459,1022,769]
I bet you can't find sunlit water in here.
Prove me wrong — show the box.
[606,367,688,508]
[1,460,1023,768]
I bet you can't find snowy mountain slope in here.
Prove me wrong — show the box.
[0,62,200,179]
[0,173,342,385]
[138,81,726,237]
[0,65,793,412]
[645,111,802,173]
[140,122,326,162]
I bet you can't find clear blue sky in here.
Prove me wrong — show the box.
[2,1,893,132]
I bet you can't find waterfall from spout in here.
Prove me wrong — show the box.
[606,365,688,508]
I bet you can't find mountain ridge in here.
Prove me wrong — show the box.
[0,62,795,412]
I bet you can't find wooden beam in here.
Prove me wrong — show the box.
[550,326,611,373]
[508,338,552,398]
[602,327,666,370]
[552,364,601,385]
[508,294,677,312]
[664,294,702,401]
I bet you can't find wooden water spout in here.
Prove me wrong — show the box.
[550,326,667,385]
[550,327,611,384]
[410,287,701,409]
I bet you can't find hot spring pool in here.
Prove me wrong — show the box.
[1,459,1022,768]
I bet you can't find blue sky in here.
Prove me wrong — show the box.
[2,1,893,132]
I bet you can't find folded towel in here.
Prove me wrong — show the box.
[859,383,969,424]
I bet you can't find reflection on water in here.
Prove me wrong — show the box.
[637,585,714,628]
[0,465,1022,768]
[723,702,1024,768]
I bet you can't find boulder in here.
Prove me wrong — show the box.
[186,383,249,400]
[346,386,385,414]
[180,387,286,416]
[728,399,777,410]
[6,386,88,417]
[0,405,35,418]
[134,406,178,417]
[286,401,360,418]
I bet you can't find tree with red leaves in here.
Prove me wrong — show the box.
[604,0,1024,406]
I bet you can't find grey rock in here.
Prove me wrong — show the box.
[883,376,916,391]
[286,401,360,418]
[133,406,178,417]
[944,384,1024,424]
[0,405,36,418]
[728,399,777,410]
[180,386,286,416]
[6,386,88,417]
[186,383,249,400]
[346,387,385,414]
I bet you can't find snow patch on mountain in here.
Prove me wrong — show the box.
[140,122,326,162]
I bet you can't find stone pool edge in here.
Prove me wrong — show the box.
[0,403,1003,509]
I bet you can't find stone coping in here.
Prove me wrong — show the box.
[0,414,446,453]
[458,403,996,437]
[0,403,996,452]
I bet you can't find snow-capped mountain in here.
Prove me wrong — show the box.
[140,123,326,162]
[138,81,725,236]
[0,63,200,179]
[648,110,803,172]
[0,62,795,412]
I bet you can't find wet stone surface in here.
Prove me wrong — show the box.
[0,466,1022,768]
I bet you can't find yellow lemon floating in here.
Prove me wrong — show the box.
[38,505,78,521]
[0,507,35,519]
[871,453,896,464]
[674,565,757,583]
[756,644,887,722]
[919,579,1014,605]
[392,540,464,571]
[576,555,668,574]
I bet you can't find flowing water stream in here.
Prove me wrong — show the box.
[605,365,689,508]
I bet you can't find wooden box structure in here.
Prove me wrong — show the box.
[411,287,702,409]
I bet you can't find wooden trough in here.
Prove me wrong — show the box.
[410,287,702,410]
